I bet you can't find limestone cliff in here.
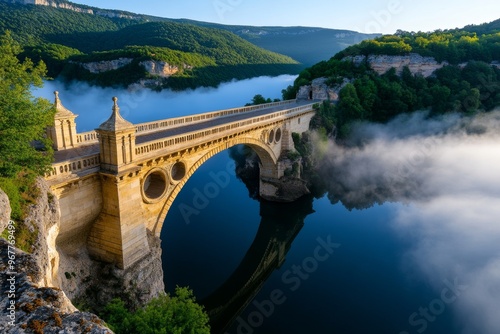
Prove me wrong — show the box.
[0,182,112,333]
[297,77,351,101]
[4,0,137,19]
[0,177,165,331]
[78,58,133,74]
[139,60,192,78]
[76,59,192,88]
[344,53,448,77]
[297,54,450,101]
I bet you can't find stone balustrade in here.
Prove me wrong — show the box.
[72,100,298,145]
[76,131,99,145]
[46,154,100,180]
[48,100,315,180]
[135,104,314,159]
[134,99,297,135]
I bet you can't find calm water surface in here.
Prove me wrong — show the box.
[161,150,460,334]
[33,76,500,334]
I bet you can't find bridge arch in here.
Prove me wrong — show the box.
[151,137,278,236]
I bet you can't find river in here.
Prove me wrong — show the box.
[34,77,500,334]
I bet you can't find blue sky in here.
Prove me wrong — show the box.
[71,0,499,34]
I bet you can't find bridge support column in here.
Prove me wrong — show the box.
[87,173,149,269]
[87,97,149,269]
[258,133,309,202]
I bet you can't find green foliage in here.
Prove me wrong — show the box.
[0,31,53,252]
[0,3,300,90]
[336,27,500,64]
[245,94,274,106]
[290,21,500,138]
[0,31,55,178]
[101,287,210,334]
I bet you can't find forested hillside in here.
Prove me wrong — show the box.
[172,20,379,66]
[284,21,500,137]
[0,2,300,89]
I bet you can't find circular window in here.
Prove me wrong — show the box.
[171,161,187,182]
[143,170,168,201]
[268,129,275,144]
[275,128,282,143]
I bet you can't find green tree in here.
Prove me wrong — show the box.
[337,83,365,122]
[0,31,54,178]
[102,287,210,334]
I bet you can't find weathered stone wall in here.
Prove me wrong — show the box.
[53,175,102,247]
[344,53,448,77]
[0,182,113,333]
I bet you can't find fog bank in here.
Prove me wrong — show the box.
[314,110,500,334]
[33,75,296,132]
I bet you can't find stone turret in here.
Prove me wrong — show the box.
[47,91,78,151]
[96,97,136,173]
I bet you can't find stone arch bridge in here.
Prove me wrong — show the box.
[45,92,316,269]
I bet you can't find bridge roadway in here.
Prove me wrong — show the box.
[53,99,318,163]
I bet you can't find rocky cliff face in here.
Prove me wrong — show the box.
[344,53,448,77]
[139,60,192,78]
[297,54,450,101]
[79,58,133,74]
[0,177,166,332]
[297,77,351,101]
[0,182,112,333]
[5,0,136,19]
[77,59,190,83]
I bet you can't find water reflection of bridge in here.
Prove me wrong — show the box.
[201,197,314,333]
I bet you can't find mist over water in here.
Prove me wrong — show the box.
[315,110,500,334]
[32,75,296,132]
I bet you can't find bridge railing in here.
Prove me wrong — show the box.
[76,131,99,145]
[70,100,297,147]
[45,153,101,180]
[133,99,297,135]
[134,103,315,159]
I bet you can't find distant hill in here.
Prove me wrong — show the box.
[170,21,379,67]
[0,0,377,89]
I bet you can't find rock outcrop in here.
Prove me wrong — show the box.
[63,230,165,313]
[139,60,192,78]
[0,189,10,233]
[260,176,310,203]
[0,177,164,332]
[0,186,113,333]
[0,239,112,333]
[25,179,60,288]
[5,0,137,19]
[344,53,448,77]
[79,58,133,74]
[297,77,351,101]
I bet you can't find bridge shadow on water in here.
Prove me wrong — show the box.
[200,196,314,333]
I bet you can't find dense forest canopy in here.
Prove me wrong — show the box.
[0,2,300,89]
[336,24,500,64]
[283,20,500,137]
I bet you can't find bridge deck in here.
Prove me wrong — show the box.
[53,100,318,163]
